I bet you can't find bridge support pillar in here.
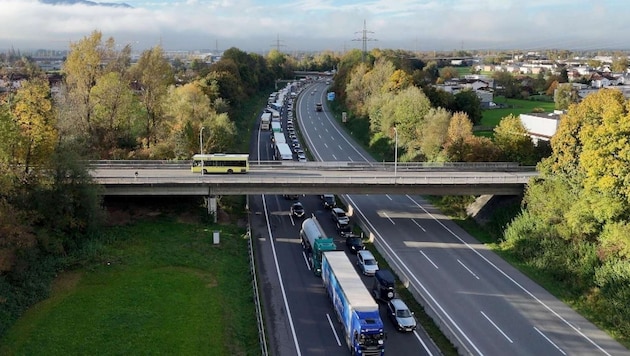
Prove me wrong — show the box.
[206,195,217,222]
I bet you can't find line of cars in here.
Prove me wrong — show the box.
[289,192,417,333]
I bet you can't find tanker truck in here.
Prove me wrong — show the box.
[300,215,337,276]
[322,251,386,355]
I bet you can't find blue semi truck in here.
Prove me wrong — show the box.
[322,251,385,355]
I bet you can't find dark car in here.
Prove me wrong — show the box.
[345,234,364,254]
[321,194,336,209]
[372,269,395,302]
[337,221,352,236]
[290,202,305,218]
[283,194,299,200]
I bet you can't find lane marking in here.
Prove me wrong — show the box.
[481,310,513,343]
[534,327,566,355]
[326,313,342,346]
[332,154,337,160]
[302,251,311,271]
[420,250,439,269]
[383,212,395,225]
[458,259,480,280]
[386,194,393,201]
[411,219,426,232]
[262,195,302,355]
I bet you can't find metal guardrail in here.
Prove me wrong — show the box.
[246,219,269,356]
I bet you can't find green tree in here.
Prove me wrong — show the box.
[611,52,628,73]
[420,107,451,162]
[454,89,482,124]
[493,114,537,165]
[369,86,431,153]
[90,72,139,156]
[554,83,579,110]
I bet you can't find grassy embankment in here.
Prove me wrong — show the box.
[0,212,259,355]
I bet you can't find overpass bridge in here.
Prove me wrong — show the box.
[92,161,537,197]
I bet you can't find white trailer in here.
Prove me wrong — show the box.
[273,132,286,144]
[275,143,293,160]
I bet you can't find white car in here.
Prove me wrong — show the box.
[357,250,379,276]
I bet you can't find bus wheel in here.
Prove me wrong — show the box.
[227,169,233,174]
[203,169,207,175]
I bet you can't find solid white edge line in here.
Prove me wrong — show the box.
[413,330,434,356]
[262,194,302,356]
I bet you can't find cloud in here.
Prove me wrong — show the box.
[0,0,627,53]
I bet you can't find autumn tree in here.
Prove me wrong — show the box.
[162,81,214,157]
[443,112,498,161]
[11,78,57,172]
[130,45,174,148]
[62,31,111,139]
[439,66,459,81]
[506,89,630,334]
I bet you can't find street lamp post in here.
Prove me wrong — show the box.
[199,126,205,175]
[393,126,398,176]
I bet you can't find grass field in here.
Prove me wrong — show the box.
[0,215,259,356]
[481,96,555,127]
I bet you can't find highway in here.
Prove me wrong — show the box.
[250,82,439,356]
[293,81,629,356]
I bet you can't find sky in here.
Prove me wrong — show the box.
[0,0,628,54]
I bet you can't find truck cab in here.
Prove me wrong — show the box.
[315,103,323,112]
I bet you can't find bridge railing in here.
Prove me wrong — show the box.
[89,160,535,172]
[95,173,534,185]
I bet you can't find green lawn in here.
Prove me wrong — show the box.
[0,217,259,356]
[481,97,555,127]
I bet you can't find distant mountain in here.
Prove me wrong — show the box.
[40,0,133,8]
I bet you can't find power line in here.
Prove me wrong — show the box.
[352,19,377,62]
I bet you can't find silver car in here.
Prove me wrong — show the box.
[356,250,378,276]
[387,298,416,332]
